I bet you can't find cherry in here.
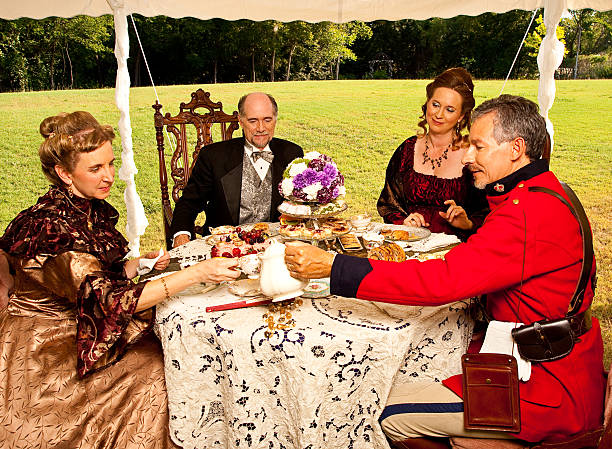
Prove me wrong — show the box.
[222,252,232,258]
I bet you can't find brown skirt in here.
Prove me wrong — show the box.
[0,309,179,449]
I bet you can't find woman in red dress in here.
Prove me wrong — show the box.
[377,67,488,239]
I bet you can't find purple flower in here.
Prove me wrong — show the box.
[319,164,337,187]
[292,188,308,201]
[308,158,326,171]
[317,187,333,203]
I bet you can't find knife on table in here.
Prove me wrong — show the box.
[206,298,272,312]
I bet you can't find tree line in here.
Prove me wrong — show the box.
[0,10,610,92]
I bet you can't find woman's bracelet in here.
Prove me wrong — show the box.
[160,277,170,300]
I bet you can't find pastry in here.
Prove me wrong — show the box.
[252,222,270,232]
[210,225,235,235]
[301,227,315,239]
[368,242,406,262]
[284,224,304,237]
[390,230,414,241]
[279,214,303,226]
[380,228,393,237]
[311,228,333,240]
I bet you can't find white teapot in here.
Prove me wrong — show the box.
[258,240,308,302]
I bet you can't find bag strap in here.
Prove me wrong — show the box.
[527,183,594,316]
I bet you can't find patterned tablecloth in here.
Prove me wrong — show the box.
[154,238,473,449]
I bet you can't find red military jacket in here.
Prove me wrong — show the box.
[330,160,604,443]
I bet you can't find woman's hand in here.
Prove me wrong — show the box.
[124,249,170,278]
[136,256,240,312]
[403,213,428,228]
[439,199,473,230]
[285,241,335,280]
[143,250,170,271]
[196,257,241,284]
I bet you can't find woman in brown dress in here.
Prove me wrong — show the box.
[0,111,240,448]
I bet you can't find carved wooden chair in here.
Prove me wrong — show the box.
[153,89,239,248]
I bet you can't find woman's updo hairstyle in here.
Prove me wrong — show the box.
[39,111,115,186]
[417,67,475,148]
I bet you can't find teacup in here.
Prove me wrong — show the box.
[350,213,371,229]
[239,254,261,278]
[362,232,384,249]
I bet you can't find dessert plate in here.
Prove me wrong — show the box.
[227,278,262,297]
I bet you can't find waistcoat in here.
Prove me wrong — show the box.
[239,153,273,224]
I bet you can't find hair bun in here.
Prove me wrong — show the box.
[39,113,68,139]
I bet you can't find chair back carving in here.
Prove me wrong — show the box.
[153,89,239,247]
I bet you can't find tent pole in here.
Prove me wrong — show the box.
[109,0,149,257]
[537,0,567,155]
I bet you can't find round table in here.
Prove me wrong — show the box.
[154,237,473,449]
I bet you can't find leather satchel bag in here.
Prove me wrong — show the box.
[462,353,521,432]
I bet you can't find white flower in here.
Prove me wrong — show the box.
[304,151,321,160]
[303,182,322,201]
[289,162,308,177]
[281,178,294,196]
[337,185,346,196]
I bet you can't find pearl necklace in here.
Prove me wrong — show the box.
[423,134,450,170]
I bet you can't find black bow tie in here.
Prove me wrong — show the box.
[251,150,274,164]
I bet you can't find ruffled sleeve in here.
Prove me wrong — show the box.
[43,251,151,377]
[377,140,411,224]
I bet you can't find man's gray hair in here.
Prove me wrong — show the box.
[471,95,547,161]
[238,93,278,117]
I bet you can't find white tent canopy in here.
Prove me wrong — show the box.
[2,0,611,255]
[3,0,611,21]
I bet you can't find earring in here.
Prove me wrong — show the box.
[67,183,74,198]
[456,122,461,135]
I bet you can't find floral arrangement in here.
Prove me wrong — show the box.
[278,151,346,203]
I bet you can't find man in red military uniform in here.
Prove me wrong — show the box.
[285,95,604,448]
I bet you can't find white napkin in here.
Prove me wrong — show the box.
[136,248,165,276]
[480,320,531,382]
[408,233,460,252]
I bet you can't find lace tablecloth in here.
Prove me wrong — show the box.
[154,237,473,449]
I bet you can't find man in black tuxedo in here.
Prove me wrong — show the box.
[171,92,303,247]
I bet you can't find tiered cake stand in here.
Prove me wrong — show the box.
[277,201,349,247]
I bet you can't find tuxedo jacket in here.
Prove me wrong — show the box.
[170,137,303,236]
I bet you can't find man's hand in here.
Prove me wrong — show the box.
[439,199,473,230]
[284,241,334,280]
[173,234,190,248]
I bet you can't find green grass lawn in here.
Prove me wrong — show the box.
[1,79,611,363]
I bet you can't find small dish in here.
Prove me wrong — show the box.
[381,225,431,242]
[227,278,262,297]
[302,280,330,298]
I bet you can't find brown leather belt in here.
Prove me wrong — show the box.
[567,308,592,338]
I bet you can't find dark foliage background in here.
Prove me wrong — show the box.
[1,10,610,92]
